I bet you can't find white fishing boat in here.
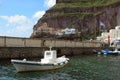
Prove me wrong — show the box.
[11,47,69,72]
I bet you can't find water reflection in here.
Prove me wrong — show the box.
[13,71,72,80]
[1,55,120,80]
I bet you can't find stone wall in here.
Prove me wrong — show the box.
[0,36,101,47]
[0,47,109,59]
[0,36,103,59]
[0,47,44,59]
[0,36,118,59]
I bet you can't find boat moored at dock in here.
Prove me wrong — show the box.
[11,47,69,72]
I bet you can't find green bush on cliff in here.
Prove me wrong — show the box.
[43,12,103,19]
[52,0,120,10]
[53,12,94,18]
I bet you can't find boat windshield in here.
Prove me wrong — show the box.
[46,52,51,56]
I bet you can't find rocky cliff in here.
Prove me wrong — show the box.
[32,0,120,40]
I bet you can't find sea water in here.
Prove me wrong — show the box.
[1,55,120,80]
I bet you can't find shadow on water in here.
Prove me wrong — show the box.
[1,55,120,80]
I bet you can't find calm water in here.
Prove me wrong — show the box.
[1,55,120,80]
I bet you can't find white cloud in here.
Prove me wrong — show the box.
[0,10,47,37]
[6,23,33,37]
[1,15,30,26]
[33,11,45,20]
[44,0,56,8]
[0,15,34,37]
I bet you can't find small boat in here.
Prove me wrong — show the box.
[11,47,69,72]
[98,48,120,55]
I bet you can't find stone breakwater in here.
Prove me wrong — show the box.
[0,47,108,59]
[0,36,107,59]
[0,36,101,48]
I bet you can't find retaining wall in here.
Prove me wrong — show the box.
[0,36,102,47]
[0,36,115,59]
[0,47,108,59]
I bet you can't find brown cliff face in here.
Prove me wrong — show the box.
[32,0,120,40]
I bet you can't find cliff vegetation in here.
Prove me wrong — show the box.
[32,0,120,40]
[52,0,120,9]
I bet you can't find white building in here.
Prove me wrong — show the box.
[97,26,120,46]
[56,28,76,36]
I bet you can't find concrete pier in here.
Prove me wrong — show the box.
[0,47,114,59]
[0,36,116,59]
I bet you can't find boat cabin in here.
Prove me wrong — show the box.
[41,50,57,64]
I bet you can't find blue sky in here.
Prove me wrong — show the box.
[0,0,56,37]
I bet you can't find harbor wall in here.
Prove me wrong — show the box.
[0,47,108,59]
[0,36,116,59]
[0,36,101,47]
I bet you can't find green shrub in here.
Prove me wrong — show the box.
[51,0,120,10]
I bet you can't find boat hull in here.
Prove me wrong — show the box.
[98,50,120,55]
[102,50,119,54]
[11,60,68,72]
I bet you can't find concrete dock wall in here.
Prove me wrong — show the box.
[0,36,115,59]
[5,37,25,47]
[0,47,107,59]
[0,36,102,48]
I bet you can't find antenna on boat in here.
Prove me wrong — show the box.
[49,46,52,51]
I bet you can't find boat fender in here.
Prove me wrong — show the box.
[23,59,26,61]
[104,53,107,55]
[54,63,58,65]
[98,52,101,55]
[60,62,63,65]
[65,61,68,63]
[66,58,69,61]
